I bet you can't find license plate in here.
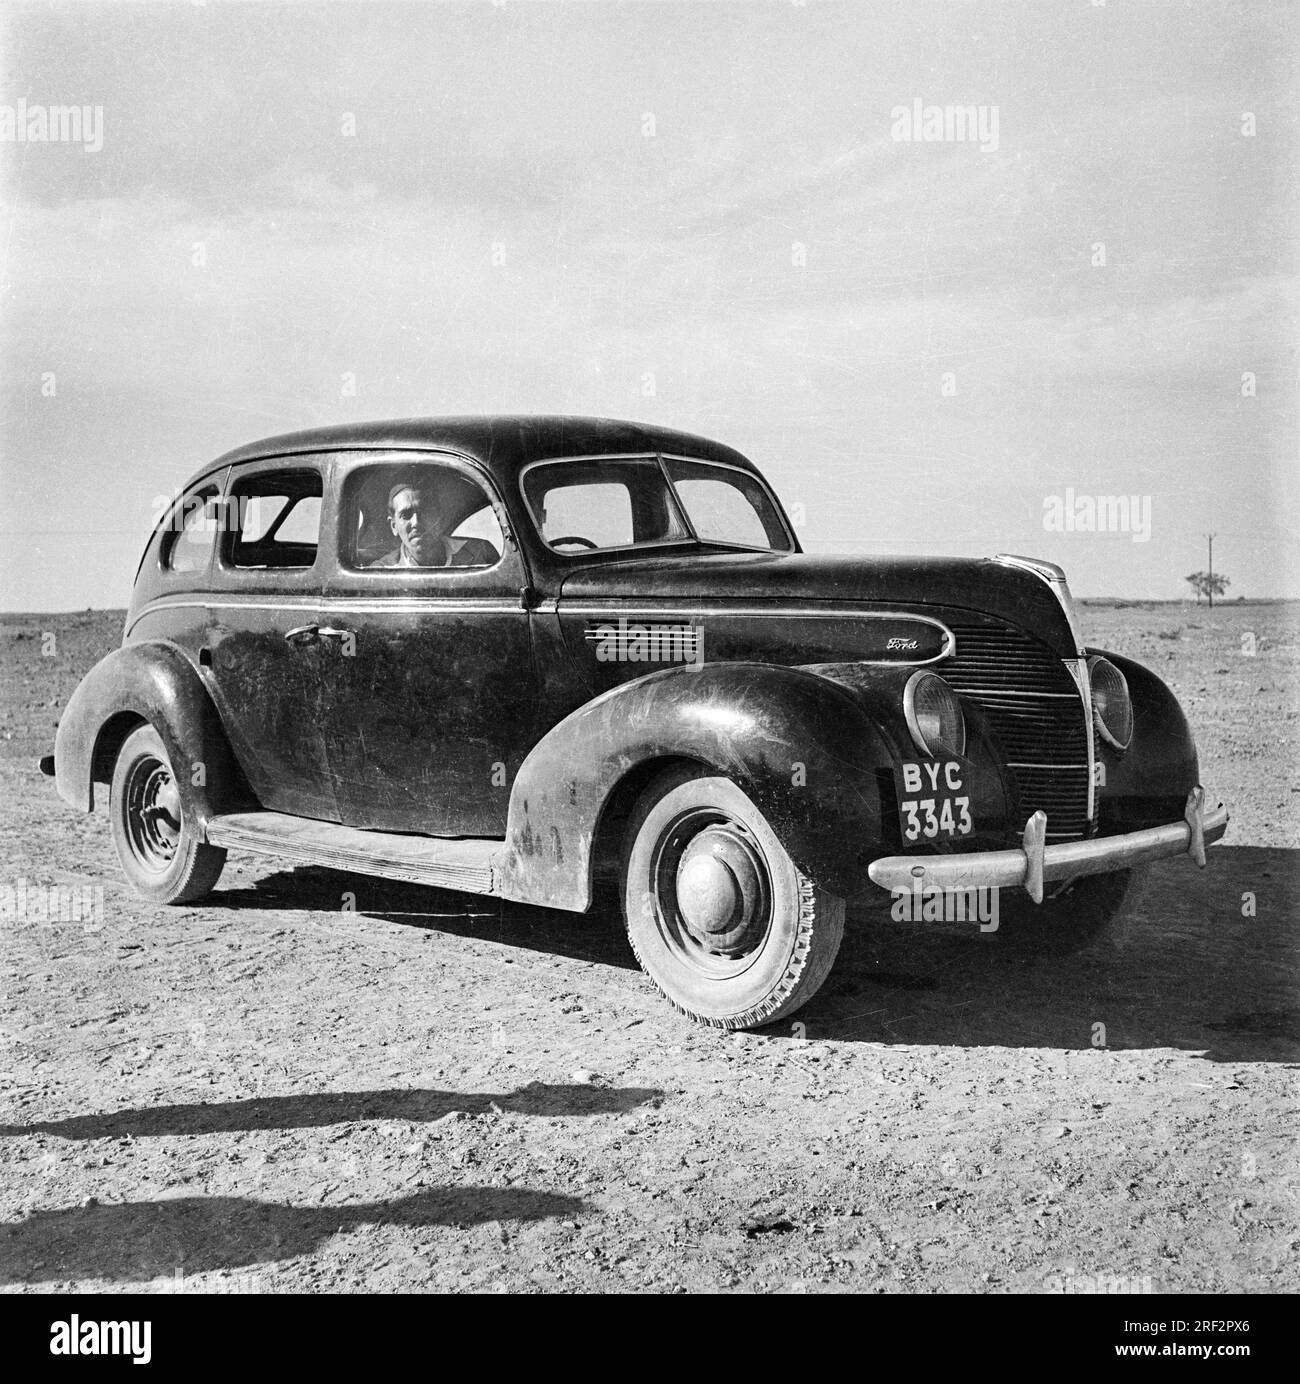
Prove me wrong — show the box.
[897,761,974,843]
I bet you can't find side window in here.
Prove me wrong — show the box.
[342,461,504,570]
[161,487,220,574]
[522,457,690,553]
[224,470,322,569]
[538,482,634,549]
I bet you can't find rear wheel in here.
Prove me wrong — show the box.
[622,766,844,1030]
[110,725,226,903]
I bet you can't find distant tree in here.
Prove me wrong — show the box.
[1204,572,1230,608]
[1185,571,1231,607]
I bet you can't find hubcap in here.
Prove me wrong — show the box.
[651,808,773,969]
[126,756,181,871]
[675,826,767,955]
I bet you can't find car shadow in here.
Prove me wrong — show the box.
[204,846,1296,1063]
[208,865,640,970]
[801,845,1298,1062]
[0,1185,591,1286]
[0,1082,663,1141]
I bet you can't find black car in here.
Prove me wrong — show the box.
[43,416,1228,1029]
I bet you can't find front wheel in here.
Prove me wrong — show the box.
[110,724,226,903]
[622,766,845,1030]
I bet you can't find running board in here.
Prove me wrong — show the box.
[205,811,503,895]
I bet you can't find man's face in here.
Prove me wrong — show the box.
[388,486,441,565]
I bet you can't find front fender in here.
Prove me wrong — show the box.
[1091,648,1200,833]
[498,662,896,910]
[54,641,246,831]
[807,662,1017,851]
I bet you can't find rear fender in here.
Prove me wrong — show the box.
[54,641,246,831]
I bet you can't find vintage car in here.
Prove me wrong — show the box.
[43,416,1228,1029]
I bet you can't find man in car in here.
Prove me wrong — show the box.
[372,480,498,568]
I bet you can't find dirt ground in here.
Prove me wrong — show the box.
[1,601,1296,1294]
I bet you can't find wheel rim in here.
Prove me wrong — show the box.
[123,752,182,873]
[649,806,773,978]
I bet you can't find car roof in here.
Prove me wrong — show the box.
[188,415,758,490]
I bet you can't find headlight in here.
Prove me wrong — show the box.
[1088,655,1133,752]
[903,672,966,758]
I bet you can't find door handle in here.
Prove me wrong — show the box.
[316,626,354,640]
[284,623,319,644]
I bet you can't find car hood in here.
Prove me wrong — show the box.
[557,550,1084,657]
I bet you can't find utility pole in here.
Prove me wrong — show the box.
[1205,533,1216,609]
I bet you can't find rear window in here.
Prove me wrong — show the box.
[160,486,221,574]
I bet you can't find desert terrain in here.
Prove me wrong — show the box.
[1,601,1296,1293]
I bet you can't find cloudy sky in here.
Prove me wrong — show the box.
[1,0,1295,609]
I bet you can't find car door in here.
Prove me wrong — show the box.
[318,451,539,837]
[205,455,339,822]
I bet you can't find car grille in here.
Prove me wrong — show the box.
[941,621,1093,841]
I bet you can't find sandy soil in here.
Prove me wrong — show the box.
[1,602,1296,1293]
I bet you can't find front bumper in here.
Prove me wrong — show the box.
[867,787,1228,902]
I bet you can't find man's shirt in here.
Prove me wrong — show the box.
[370,535,500,568]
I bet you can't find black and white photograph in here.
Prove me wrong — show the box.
[0,0,1295,1325]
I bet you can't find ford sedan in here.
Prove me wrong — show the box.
[43,417,1229,1029]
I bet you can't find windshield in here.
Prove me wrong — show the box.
[521,455,793,555]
